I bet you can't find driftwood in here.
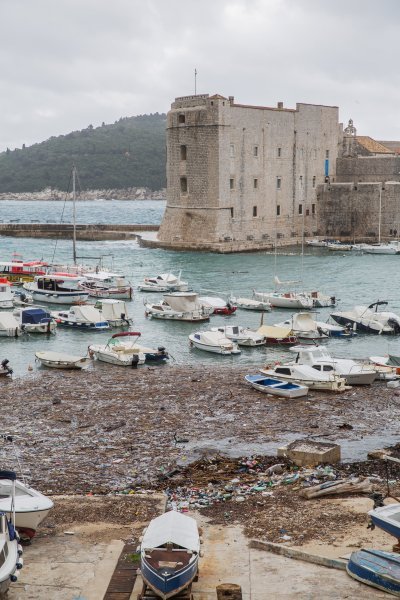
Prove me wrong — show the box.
[300,477,373,499]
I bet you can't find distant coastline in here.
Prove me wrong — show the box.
[0,187,166,201]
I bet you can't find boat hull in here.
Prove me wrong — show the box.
[55,318,109,330]
[368,505,400,539]
[347,549,400,597]
[331,314,391,334]
[189,339,239,355]
[141,556,198,600]
[260,369,346,391]
[30,290,89,305]
[245,375,308,398]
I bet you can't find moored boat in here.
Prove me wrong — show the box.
[256,325,298,345]
[0,278,14,309]
[138,272,189,292]
[14,307,57,334]
[211,325,266,346]
[347,548,400,596]
[52,305,109,330]
[0,312,22,337]
[35,351,90,369]
[141,511,200,600]
[79,271,133,299]
[331,301,400,334]
[253,289,314,309]
[0,470,23,597]
[24,274,89,305]
[189,330,241,355]
[89,332,168,366]
[229,296,271,311]
[145,292,211,322]
[244,374,308,398]
[260,363,348,392]
[199,296,237,315]
[93,299,133,327]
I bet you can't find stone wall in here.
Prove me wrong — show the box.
[336,156,400,183]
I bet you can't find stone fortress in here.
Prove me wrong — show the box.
[156,93,400,252]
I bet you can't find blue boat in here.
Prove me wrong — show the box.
[244,374,308,398]
[347,549,400,596]
[368,504,400,540]
[141,511,199,599]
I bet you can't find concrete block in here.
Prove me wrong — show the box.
[277,439,341,467]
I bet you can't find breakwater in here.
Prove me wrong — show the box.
[0,223,159,240]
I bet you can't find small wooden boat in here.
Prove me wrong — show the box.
[0,470,23,597]
[35,351,90,369]
[368,503,400,540]
[244,374,308,398]
[141,511,200,600]
[347,548,400,596]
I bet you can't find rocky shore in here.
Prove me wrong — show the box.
[0,186,166,201]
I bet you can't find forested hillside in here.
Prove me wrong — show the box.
[0,114,166,192]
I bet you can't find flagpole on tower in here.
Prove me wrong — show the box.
[194,68,197,95]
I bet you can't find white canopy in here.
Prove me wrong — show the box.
[72,305,104,323]
[195,330,231,346]
[163,292,199,312]
[257,325,292,339]
[142,510,199,552]
[199,296,227,309]
[291,312,318,332]
[0,312,20,330]
[97,300,128,320]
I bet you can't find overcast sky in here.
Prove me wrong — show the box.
[1,0,398,151]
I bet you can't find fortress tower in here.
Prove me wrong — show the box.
[157,94,340,252]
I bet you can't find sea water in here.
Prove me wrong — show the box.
[0,199,399,377]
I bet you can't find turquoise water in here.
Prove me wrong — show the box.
[1,200,400,377]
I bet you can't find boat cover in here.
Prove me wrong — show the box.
[291,312,318,332]
[257,325,292,338]
[142,511,199,552]
[70,305,103,322]
[98,300,128,320]
[0,312,20,330]
[194,330,231,346]
[21,308,51,324]
[35,351,84,362]
[388,355,400,367]
[163,293,199,312]
[199,296,227,309]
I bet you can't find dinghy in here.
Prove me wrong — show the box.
[0,470,23,597]
[0,477,53,539]
[141,511,199,600]
[368,503,400,540]
[347,549,400,597]
[35,351,90,369]
[89,332,168,366]
[189,330,241,355]
[244,374,308,398]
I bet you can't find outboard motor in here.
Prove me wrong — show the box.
[131,354,139,369]
[157,346,168,357]
[1,359,12,375]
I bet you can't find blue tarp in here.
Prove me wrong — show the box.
[21,308,51,324]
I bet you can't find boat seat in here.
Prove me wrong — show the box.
[158,560,183,568]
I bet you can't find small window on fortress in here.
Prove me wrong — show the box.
[178,114,185,124]
[299,176,303,187]
[230,207,234,218]
[312,176,316,188]
[230,178,235,190]
[180,177,188,193]
[276,204,281,216]
[277,147,282,158]
[298,204,303,215]
[253,206,258,217]
[180,145,187,161]
[230,144,235,158]
[253,179,258,189]
[276,177,281,190]
[312,203,316,214]
[254,146,259,157]
[326,150,330,159]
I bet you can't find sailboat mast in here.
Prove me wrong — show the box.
[378,186,382,244]
[72,165,77,265]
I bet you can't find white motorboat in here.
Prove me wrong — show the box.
[138,271,189,292]
[254,289,314,309]
[331,301,400,334]
[305,238,330,247]
[0,471,23,597]
[199,296,237,315]
[13,307,57,334]
[89,332,168,366]
[0,359,13,377]
[141,511,199,600]
[229,296,271,311]
[0,278,14,309]
[327,242,353,251]
[260,362,348,392]
[211,325,266,346]
[304,291,336,308]
[94,299,132,327]
[275,312,328,340]
[289,345,377,385]
[79,271,133,299]
[189,330,241,355]
[23,274,89,304]
[52,305,109,330]
[0,477,53,539]
[145,292,211,322]
[363,241,400,255]
[244,374,308,398]
[35,351,90,369]
[0,312,23,337]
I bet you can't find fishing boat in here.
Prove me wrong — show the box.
[23,274,89,305]
[35,351,90,369]
[0,477,53,540]
[0,470,23,597]
[138,272,189,292]
[140,511,200,600]
[199,296,237,315]
[368,503,400,540]
[229,295,272,311]
[347,548,400,596]
[0,313,22,337]
[79,271,133,299]
[189,330,241,355]
[89,332,168,366]
[211,325,266,346]
[93,299,132,327]
[331,301,400,334]
[14,307,57,334]
[244,374,308,398]
[0,255,48,284]
[0,359,13,377]
[0,278,14,309]
[145,292,211,322]
[52,305,109,330]
[289,345,377,385]
[260,363,348,392]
